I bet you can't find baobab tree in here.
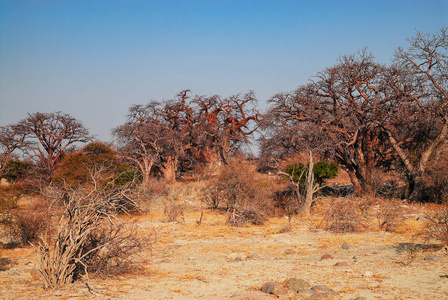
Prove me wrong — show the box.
[15,112,92,176]
[115,91,259,183]
[266,50,395,195]
[382,28,448,201]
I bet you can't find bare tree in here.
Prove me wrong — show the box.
[115,91,259,183]
[383,28,448,201]
[15,112,92,176]
[266,50,394,195]
[0,124,25,179]
[192,91,259,164]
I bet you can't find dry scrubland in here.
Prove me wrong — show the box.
[1,179,448,300]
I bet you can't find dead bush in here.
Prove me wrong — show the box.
[5,209,50,247]
[33,181,150,289]
[200,158,275,226]
[163,198,185,223]
[321,198,368,233]
[420,209,448,246]
[227,206,267,227]
[376,200,406,232]
[75,220,151,278]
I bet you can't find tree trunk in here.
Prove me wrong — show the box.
[346,168,363,196]
[301,151,315,216]
[161,155,177,183]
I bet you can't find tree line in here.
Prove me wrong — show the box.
[1,28,447,203]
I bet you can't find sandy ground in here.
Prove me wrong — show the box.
[1,201,448,300]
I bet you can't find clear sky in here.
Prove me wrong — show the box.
[1,0,447,142]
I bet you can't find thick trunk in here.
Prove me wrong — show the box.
[347,168,363,196]
[161,155,177,183]
[408,174,425,202]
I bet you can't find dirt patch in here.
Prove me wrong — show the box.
[1,203,448,299]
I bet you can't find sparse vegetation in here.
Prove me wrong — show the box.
[421,209,448,246]
[1,28,448,299]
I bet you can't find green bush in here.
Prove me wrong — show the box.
[285,159,338,185]
[2,160,32,183]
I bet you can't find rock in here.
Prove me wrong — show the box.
[342,242,350,250]
[231,291,274,299]
[311,285,335,295]
[296,289,317,298]
[352,297,367,300]
[226,252,246,262]
[424,255,438,261]
[284,248,296,255]
[0,258,10,271]
[156,258,172,264]
[29,268,41,279]
[246,253,259,260]
[320,254,333,260]
[261,281,289,296]
[334,261,348,267]
[362,271,373,277]
[283,278,311,291]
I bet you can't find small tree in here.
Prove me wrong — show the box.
[52,142,137,188]
[283,151,338,215]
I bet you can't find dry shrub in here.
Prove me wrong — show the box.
[163,199,185,222]
[201,157,275,226]
[4,209,50,247]
[34,183,150,289]
[321,198,368,233]
[77,221,151,278]
[420,209,448,246]
[420,142,448,204]
[227,207,267,227]
[0,184,52,247]
[376,200,406,232]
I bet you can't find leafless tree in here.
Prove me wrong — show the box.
[114,91,259,183]
[266,50,395,195]
[0,124,25,179]
[383,28,448,201]
[15,112,92,176]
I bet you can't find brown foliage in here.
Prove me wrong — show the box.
[320,198,369,233]
[376,200,406,232]
[420,209,448,246]
[200,158,275,226]
[33,180,149,288]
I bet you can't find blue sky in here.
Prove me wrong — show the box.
[1,0,447,142]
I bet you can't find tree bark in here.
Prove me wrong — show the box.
[301,151,315,216]
[161,155,177,182]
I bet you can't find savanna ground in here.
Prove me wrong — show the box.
[1,180,448,300]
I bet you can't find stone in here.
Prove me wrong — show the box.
[342,242,350,250]
[226,252,246,262]
[334,261,348,267]
[284,248,296,255]
[296,289,317,298]
[311,285,334,295]
[320,254,333,260]
[261,281,289,296]
[362,271,373,277]
[352,297,367,300]
[231,291,274,299]
[283,278,311,291]
[29,268,41,279]
[424,255,438,261]
[246,253,259,260]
